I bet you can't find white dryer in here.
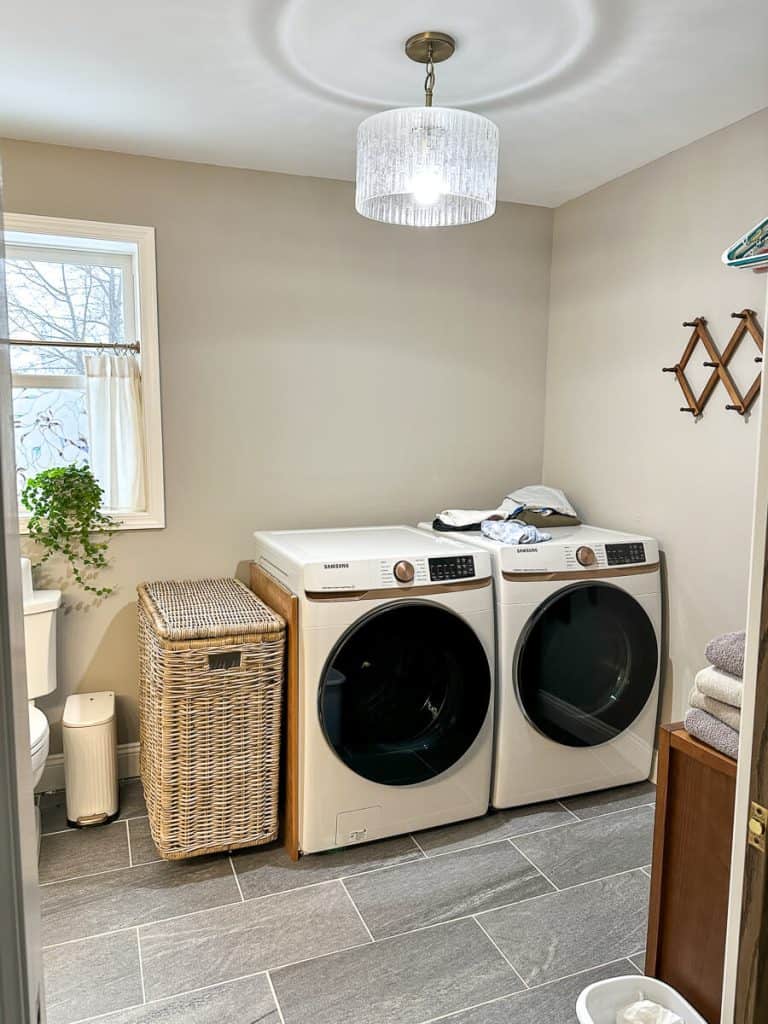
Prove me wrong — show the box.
[419,523,662,808]
[253,526,495,854]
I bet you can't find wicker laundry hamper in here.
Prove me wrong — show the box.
[137,578,285,860]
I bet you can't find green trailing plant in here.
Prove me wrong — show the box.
[21,465,118,596]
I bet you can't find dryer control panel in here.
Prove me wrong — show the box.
[428,555,476,581]
[606,542,646,566]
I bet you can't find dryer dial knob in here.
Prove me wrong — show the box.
[393,560,415,583]
[576,546,597,567]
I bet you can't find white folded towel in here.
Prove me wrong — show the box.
[688,686,740,731]
[694,664,743,708]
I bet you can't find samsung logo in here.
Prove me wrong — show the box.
[516,547,539,554]
[324,562,349,569]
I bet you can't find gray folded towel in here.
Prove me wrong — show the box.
[705,630,746,678]
[685,708,739,761]
[689,687,740,731]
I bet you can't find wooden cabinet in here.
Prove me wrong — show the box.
[646,723,737,1023]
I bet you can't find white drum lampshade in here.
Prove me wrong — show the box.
[355,32,500,228]
[355,106,499,227]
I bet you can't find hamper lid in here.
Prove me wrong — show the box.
[137,577,285,640]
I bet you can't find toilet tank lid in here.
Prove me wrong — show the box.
[63,691,115,728]
[23,589,62,615]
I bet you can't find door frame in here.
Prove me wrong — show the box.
[722,277,768,1022]
[0,202,44,1020]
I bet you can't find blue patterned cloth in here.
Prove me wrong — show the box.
[480,519,552,544]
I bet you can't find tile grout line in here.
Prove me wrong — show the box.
[40,812,150,839]
[351,858,649,947]
[43,862,651,953]
[135,927,146,1004]
[40,863,138,888]
[229,856,245,902]
[523,955,640,993]
[360,863,650,945]
[71,949,643,1024]
[472,915,529,989]
[338,878,376,943]
[125,820,133,868]
[412,955,640,1024]
[414,978,527,1024]
[73,970,279,1024]
[266,971,288,1024]
[418,818,586,861]
[38,801,655,888]
[409,832,429,857]
[556,799,582,821]
[508,801,656,835]
[507,838,561,891]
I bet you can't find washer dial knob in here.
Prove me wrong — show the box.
[576,546,597,567]
[393,560,415,583]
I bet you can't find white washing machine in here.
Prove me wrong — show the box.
[253,526,495,854]
[418,523,662,807]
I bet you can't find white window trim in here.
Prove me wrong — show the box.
[5,212,165,532]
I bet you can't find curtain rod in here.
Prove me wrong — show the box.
[1,337,140,352]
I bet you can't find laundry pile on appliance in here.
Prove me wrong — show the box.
[684,630,746,760]
[432,485,580,545]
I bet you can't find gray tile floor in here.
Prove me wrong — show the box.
[38,779,655,1024]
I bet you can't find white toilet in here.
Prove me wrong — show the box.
[21,557,61,835]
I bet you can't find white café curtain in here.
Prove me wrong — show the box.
[85,354,147,511]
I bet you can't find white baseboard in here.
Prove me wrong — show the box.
[37,741,140,794]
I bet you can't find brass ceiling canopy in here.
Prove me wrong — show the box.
[404,31,456,65]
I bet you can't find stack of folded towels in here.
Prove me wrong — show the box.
[685,630,745,761]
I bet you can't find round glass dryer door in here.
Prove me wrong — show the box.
[516,583,658,748]
[319,603,491,786]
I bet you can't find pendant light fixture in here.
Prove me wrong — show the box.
[355,31,499,228]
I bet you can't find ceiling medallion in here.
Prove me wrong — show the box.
[355,31,500,227]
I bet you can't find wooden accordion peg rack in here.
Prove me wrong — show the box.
[662,309,764,417]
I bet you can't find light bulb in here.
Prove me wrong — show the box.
[409,167,444,205]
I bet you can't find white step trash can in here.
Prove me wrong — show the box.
[63,692,119,827]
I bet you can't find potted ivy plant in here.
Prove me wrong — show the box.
[21,465,118,596]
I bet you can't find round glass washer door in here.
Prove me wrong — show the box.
[516,582,658,748]
[318,602,491,786]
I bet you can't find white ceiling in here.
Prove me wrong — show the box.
[2,0,767,207]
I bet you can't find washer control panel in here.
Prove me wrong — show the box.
[428,555,476,581]
[606,542,646,566]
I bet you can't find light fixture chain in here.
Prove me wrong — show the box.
[424,43,435,107]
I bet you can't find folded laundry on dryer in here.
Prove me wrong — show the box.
[433,485,580,532]
[480,519,552,545]
[501,485,580,525]
[432,507,510,531]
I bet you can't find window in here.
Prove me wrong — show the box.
[4,214,164,530]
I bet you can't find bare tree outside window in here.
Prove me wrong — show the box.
[7,253,130,494]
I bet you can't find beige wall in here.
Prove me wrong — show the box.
[1,138,554,751]
[543,108,768,725]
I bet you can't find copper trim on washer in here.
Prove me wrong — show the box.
[305,578,492,601]
[502,562,660,583]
